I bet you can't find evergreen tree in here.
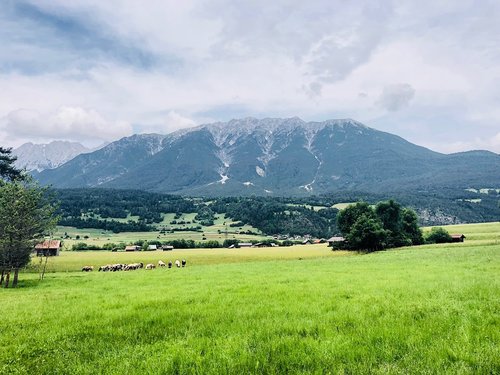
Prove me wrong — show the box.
[0,180,58,287]
[0,146,23,181]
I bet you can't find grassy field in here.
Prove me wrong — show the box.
[1,222,499,374]
[54,215,267,250]
[27,244,349,273]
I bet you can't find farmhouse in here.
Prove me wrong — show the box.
[148,244,158,250]
[125,245,141,251]
[162,245,174,251]
[302,239,313,245]
[327,236,345,247]
[451,234,466,242]
[35,240,62,256]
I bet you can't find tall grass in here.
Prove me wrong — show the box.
[1,223,499,374]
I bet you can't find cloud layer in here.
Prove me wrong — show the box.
[0,1,499,152]
[2,107,131,145]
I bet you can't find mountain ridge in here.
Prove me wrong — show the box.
[14,141,91,172]
[36,117,500,195]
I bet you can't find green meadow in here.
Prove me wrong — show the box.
[1,222,499,374]
[54,212,266,250]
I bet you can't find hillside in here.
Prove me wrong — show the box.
[37,117,500,195]
[52,188,500,240]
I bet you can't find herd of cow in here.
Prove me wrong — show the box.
[81,259,186,272]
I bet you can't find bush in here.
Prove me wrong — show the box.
[425,227,452,244]
[72,242,105,251]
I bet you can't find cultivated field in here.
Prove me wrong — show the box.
[1,222,499,374]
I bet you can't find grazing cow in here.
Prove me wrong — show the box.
[158,260,166,267]
[168,261,172,268]
[145,263,155,270]
[82,266,94,272]
[181,259,186,267]
[175,260,181,268]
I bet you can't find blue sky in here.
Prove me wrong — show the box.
[1,0,499,153]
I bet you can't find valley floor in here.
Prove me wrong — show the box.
[1,223,499,374]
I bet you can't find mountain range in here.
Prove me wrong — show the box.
[36,117,500,195]
[14,141,91,172]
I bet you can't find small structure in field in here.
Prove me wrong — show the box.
[162,245,174,251]
[125,245,141,251]
[302,239,313,245]
[148,244,158,251]
[327,236,345,247]
[238,243,253,248]
[35,240,62,256]
[451,234,466,242]
[253,242,270,248]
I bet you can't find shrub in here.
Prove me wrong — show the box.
[425,227,452,244]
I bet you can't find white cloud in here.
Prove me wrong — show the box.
[377,84,416,112]
[2,107,132,145]
[0,1,499,153]
[139,111,196,134]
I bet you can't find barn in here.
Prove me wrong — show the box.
[125,245,141,251]
[451,234,466,242]
[35,240,62,256]
[327,236,345,247]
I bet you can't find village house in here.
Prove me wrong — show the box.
[35,240,62,256]
[162,245,174,251]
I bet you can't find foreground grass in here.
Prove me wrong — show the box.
[2,235,499,374]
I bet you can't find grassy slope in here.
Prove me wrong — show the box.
[1,223,499,374]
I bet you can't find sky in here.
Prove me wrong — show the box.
[0,0,499,153]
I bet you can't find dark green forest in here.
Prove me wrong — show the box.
[52,188,499,237]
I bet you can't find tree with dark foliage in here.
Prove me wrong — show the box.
[337,200,423,251]
[0,146,24,181]
[0,180,58,287]
[425,227,452,244]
